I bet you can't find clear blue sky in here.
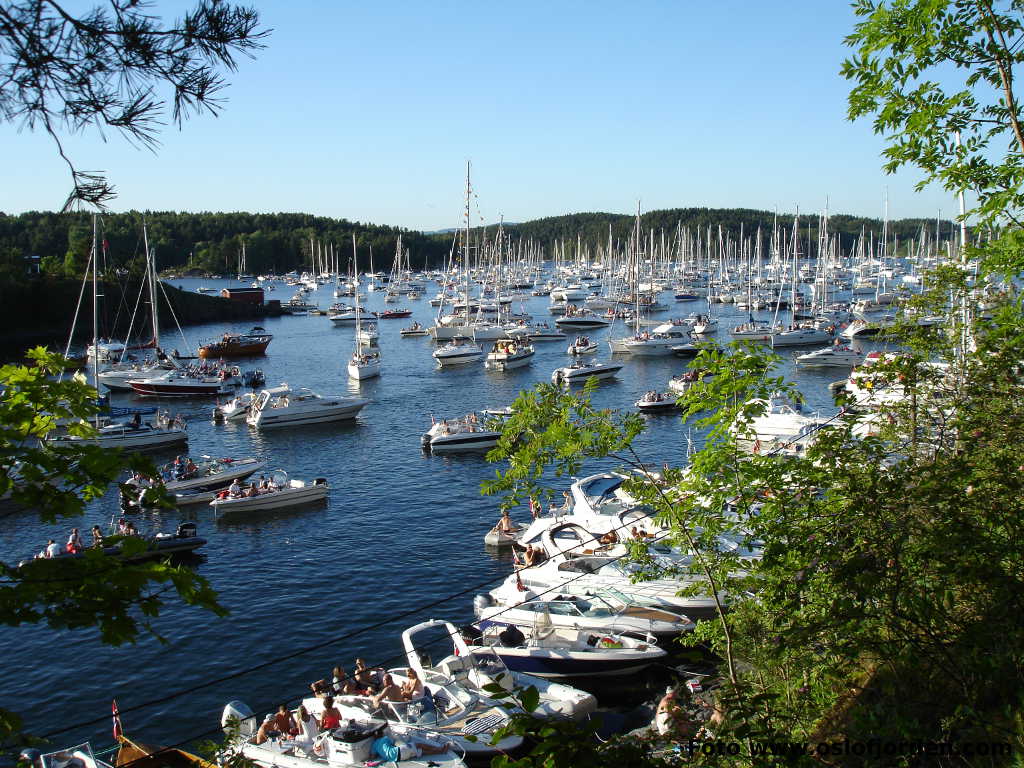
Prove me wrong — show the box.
[0,1,958,230]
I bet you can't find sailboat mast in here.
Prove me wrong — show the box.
[91,215,99,393]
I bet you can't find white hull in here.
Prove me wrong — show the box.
[552,363,623,384]
[211,481,329,513]
[348,360,381,379]
[49,425,187,451]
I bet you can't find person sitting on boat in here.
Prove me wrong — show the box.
[66,527,83,554]
[496,509,518,535]
[319,697,343,730]
[43,539,59,558]
[400,668,424,701]
[229,478,243,498]
[257,475,269,490]
[131,411,142,428]
[371,674,404,709]
[354,658,382,694]
[523,544,540,567]
[273,704,297,736]
[124,521,138,536]
[292,704,319,749]
[245,483,259,498]
[332,665,359,695]
[599,529,619,546]
[91,525,104,548]
[254,714,280,745]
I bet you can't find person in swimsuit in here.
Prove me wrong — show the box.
[400,668,424,701]
[371,675,403,709]
[320,696,342,730]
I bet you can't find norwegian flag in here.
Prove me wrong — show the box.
[515,570,527,592]
[112,700,123,741]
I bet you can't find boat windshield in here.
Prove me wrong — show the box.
[40,744,99,768]
[383,696,440,726]
[470,647,511,678]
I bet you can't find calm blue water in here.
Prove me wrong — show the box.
[0,278,865,750]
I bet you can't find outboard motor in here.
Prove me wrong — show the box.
[177,522,198,539]
[221,700,256,737]
[19,748,43,768]
[473,593,493,618]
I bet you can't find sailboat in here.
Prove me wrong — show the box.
[347,235,381,380]
[50,217,188,451]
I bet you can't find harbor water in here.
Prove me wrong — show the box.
[0,279,857,749]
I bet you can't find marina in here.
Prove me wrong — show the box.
[0,255,978,748]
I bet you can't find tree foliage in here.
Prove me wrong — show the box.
[0,0,268,209]
[843,0,1024,238]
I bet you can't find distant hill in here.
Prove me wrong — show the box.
[0,208,954,283]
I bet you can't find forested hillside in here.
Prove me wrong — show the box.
[0,207,953,282]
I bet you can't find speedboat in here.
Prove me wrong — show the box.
[305,673,522,759]
[221,700,467,768]
[612,322,692,356]
[475,590,694,643]
[636,391,679,412]
[47,412,187,451]
[210,472,329,514]
[422,415,501,453]
[128,369,235,397]
[732,391,829,448]
[432,338,483,367]
[247,384,369,428]
[375,308,413,319]
[527,326,567,342]
[484,340,534,371]
[689,314,718,334]
[668,369,710,394]
[21,522,205,566]
[400,321,430,337]
[328,305,372,325]
[795,345,865,368]
[553,309,611,330]
[566,336,598,355]
[401,619,597,721]
[133,455,266,496]
[198,327,272,358]
[461,618,668,679]
[551,361,623,385]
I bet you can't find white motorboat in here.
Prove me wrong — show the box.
[422,415,501,452]
[551,361,623,385]
[221,700,467,768]
[795,344,866,368]
[143,455,266,494]
[128,369,235,397]
[636,391,679,412]
[609,321,691,356]
[840,313,896,338]
[47,412,187,451]
[307,673,522,759]
[328,305,371,325]
[400,321,430,337]
[566,336,598,355]
[402,619,597,721]
[475,590,694,642]
[462,618,668,679]
[247,384,369,428]
[527,326,567,342]
[213,391,256,422]
[432,338,483,367]
[554,309,610,330]
[668,369,710,394]
[484,340,534,371]
[733,391,829,448]
[210,472,329,514]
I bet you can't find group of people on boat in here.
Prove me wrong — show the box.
[35,521,132,559]
[640,391,667,403]
[219,475,279,500]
